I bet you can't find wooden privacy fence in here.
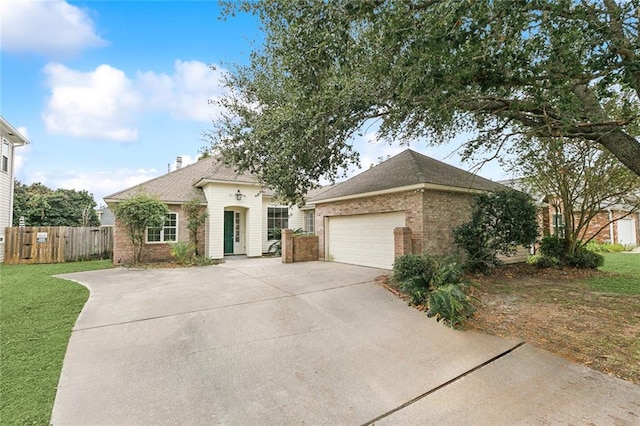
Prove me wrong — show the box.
[3,226,113,265]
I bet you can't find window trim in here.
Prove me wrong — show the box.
[1,140,9,173]
[146,212,178,243]
[304,210,315,235]
[267,207,289,240]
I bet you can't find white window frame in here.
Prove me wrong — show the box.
[146,212,178,243]
[2,140,9,173]
[267,207,289,239]
[304,210,315,235]
[552,213,565,238]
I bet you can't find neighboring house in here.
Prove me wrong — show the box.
[105,149,506,268]
[0,116,29,263]
[96,206,115,227]
[501,178,640,246]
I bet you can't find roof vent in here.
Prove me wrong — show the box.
[176,156,183,169]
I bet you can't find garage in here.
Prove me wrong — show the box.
[326,211,405,269]
[617,218,637,245]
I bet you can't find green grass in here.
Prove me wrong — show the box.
[586,253,640,295]
[0,260,113,425]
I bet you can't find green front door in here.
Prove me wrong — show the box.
[224,211,234,254]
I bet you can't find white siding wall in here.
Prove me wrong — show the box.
[202,183,264,259]
[0,137,15,263]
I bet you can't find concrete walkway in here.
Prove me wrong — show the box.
[51,258,640,425]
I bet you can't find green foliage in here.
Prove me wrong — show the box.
[392,254,476,328]
[112,195,169,264]
[528,254,560,269]
[507,139,640,259]
[565,250,605,270]
[182,198,208,255]
[585,241,627,253]
[539,236,566,259]
[537,235,604,269]
[392,253,436,284]
[0,260,112,425]
[213,1,640,204]
[12,179,100,226]
[453,189,538,273]
[427,283,476,329]
[170,242,196,265]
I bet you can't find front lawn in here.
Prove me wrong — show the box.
[0,260,113,425]
[586,252,640,294]
[465,253,640,385]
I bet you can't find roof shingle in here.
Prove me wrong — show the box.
[311,149,506,202]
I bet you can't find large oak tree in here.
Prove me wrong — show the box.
[211,0,640,205]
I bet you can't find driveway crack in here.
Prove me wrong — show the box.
[359,341,527,426]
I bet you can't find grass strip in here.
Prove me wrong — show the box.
[586,252,640,295]
[1,260,112,425]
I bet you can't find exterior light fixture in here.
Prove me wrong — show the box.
[235,190,243,201]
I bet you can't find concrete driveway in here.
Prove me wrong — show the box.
[51,258,640,425]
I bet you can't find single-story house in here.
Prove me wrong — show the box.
[105,149,507,268]
[500,178,640,247]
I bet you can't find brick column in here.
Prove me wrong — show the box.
[281,229,294,263]
[394,227,413,258]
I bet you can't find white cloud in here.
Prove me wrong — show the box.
[42,63,140,141]
[138,60,228,121]
[22,167,162,206]
[0,0,107,56]
[41,60,227,141]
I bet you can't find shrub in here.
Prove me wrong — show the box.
[528,254,560,269]
[427,281,477,329]
[539,235,565,259]
[392,253,436,284]
[426,258,477,328]
[565,250,604,269]
[392,254,437,306]
[170,242,195,265]
[585,241,626,253]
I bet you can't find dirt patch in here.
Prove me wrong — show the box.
[378,265,640,385]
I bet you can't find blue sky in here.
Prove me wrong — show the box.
[1,0,509,206]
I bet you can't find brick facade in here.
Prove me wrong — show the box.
[539,205,640,245]
[315,188,475,261]
[281,230,319,263]
[112,204,206,264]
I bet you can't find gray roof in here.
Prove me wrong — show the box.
[104,157,262,204]
[312,149,506,202]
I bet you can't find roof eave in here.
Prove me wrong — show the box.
[194,178,262,188]
[312,182,495,204]
[0,116,30,146]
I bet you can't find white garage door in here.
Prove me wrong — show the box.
[326,211,405,269]
[617,218,636,245]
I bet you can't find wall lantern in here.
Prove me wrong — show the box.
[235,190,244,201]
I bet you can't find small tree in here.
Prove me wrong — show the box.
[454,189,538,273]
[113,195,169,264]
[182,198,208,256]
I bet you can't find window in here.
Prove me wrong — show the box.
[552,213,565,238]
[146,213,178,243]
[267,207,288,239]
[2,140,9,173]
[235,212,240,243]
[304,210,315,235]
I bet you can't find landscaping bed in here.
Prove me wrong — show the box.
[379,253,639,385]
[465,256,640,385]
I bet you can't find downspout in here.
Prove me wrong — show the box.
[607,209,614,243]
